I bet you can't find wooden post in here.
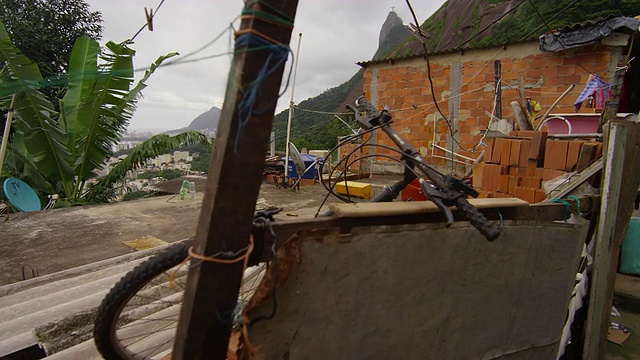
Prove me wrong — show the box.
[494,60,502,120]
[511,101,533,131]
[517,72,527,108]
[172,2,298,359]
[0,94,17,176]
[583,121,640,359]
[597,60,626,133]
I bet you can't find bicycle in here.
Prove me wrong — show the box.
[93,96,499,360]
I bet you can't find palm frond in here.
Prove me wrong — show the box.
[85,131,210,202]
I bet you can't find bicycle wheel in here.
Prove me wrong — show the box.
[93,242,266,360]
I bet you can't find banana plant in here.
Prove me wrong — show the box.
[0,19,209,204]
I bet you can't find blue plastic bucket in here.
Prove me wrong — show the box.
[621,217,640,275]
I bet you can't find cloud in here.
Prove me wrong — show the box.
[86,0,445,131]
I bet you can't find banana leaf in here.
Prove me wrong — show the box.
[0,20,73,196]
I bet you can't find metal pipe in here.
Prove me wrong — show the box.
[284,33,302,177]
[431,154,466,165]
[465,150,485,177]
[547,133,602,139]
[432,143,475,161]
[537,84,575,130]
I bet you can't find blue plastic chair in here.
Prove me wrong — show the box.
[3,178,41,212]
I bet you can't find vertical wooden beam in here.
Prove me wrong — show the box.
[584,121,640,359]
[172,2,298,359]
[494,60,502,120]
[0,94,17,176]
[597,60,626,133]
[517,72,527,108]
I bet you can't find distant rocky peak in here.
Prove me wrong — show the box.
[379,9,404,46]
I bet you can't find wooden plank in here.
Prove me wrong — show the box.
[494,60,502,120]
[597,59,626,133]
[252,201,589,262]
[584,121,640,360]
[244,220,588,359]
[329,198,529,218]
[516,71,533,130]
[172,2,298,359]
[511,101,532,131]
[544,157,603,200]
[0,94,16,176]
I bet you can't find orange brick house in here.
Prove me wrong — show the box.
[356,10,640,174]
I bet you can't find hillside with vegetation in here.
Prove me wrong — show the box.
[388,0,640,58]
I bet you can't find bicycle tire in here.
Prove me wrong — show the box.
[94,242,265,359]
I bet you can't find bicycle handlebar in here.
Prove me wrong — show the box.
[351,96,500,241]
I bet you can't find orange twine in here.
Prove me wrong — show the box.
[170,236,254,287]
[234,28,282,45]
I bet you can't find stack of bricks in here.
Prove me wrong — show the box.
[472,131,602,203]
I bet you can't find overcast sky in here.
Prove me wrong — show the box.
[85,1,446,132]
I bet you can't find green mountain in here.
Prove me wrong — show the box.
[272,10,412,151]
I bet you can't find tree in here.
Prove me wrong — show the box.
[0,0,102,133]
[0,0,101,76]
[0,19,209,205]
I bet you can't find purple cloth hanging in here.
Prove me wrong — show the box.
[574,74,611,111]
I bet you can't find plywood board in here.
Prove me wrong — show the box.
[244,220,588,360]
[329,198,529,218]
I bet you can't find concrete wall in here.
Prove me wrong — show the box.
[362,41,620,167]
[244,219,588,359]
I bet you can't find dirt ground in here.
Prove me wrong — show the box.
[0,176,395,286]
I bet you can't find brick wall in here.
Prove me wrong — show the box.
[362,41,615,168]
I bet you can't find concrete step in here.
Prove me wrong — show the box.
[45,338,101,360]
[0,242,264,359]
[0,271,129,325]
[0,242,184,358]
[0,257,145,311]
[0,241,179,299]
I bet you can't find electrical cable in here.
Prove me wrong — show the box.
[526,0,596,76]
[293,106,351,115]
[405,0,474,153]
[518,0,580,42]
[457,0,527,50]
[164,19,239,66]
[327,153,424,204]
[313,126,380,215]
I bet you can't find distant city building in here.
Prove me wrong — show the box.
[114,140,142,152]
[150,154,173,167]
[174,162,192,171]
[173,151,190,162]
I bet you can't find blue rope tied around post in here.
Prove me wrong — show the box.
[549,198,572,221]
[233,33,291,153]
